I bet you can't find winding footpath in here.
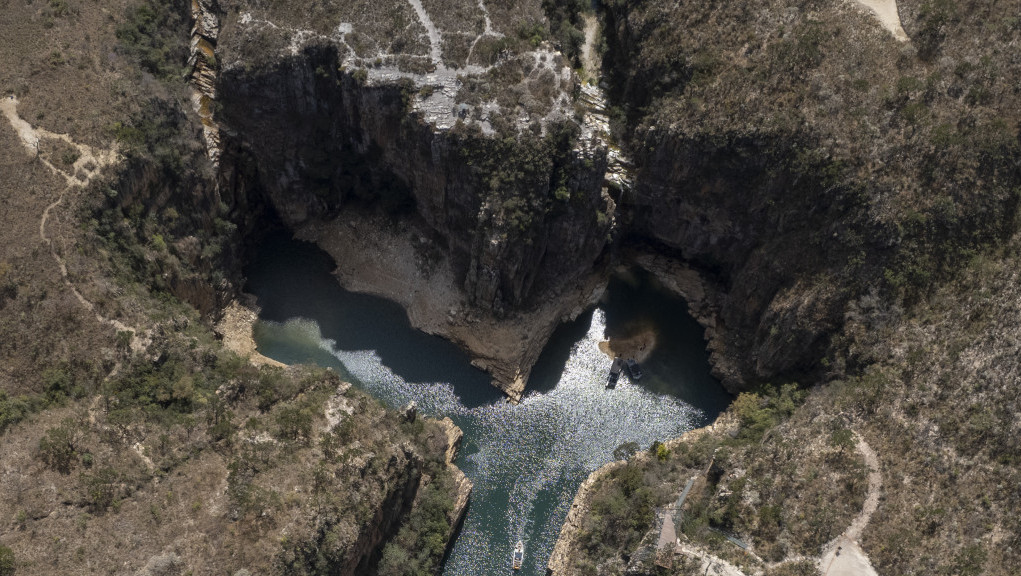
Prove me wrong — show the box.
[817,431,882,576]
[2,96,144,354]
[676,430,883,576]
[466,0,503,63]
[406,0,443,66]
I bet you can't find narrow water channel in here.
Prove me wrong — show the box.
[244,232,731,575]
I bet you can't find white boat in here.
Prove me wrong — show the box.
[512,540,524,570]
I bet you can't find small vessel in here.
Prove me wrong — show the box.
[607,356,624,389]
[626,358,643,380]
[512,540,524,570]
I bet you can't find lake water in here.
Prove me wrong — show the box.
[244,232,731,575]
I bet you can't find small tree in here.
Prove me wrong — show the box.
[38,422,78,474]
[830,428,855,454]
[649,440,670,462]
[274,406,313,443]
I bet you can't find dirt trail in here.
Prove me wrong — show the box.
[406,0,443,66]
[677,543,748,576]
[580,13,600,82]
[466,0,503,63]
[671,430,883,576]
[846,434,882,541]
[852,0,909,42]
[818,431,882,576]
[2,95,145,353]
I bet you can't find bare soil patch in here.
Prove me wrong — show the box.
[852,0,909,41]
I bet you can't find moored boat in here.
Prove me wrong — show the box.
[607,356,624,389]
[626,358,643,380]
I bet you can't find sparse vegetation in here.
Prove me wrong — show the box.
[37,420,81,474]
[0,546,15,576]
[575,463,658,568]
[377,456,457,576]
[547,3,1021,570]
[274,386,459,575]
[115,0,191,80]
[4,0,1021,574]
[542,0,589,65]
[566,386,868,572]
[0,2,462,572]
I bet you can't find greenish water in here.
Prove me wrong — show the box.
[244,232,731,575]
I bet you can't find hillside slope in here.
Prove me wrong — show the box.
[549,0,1021,573]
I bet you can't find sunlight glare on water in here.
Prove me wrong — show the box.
[245,232,729,576]
[256,308,706,575]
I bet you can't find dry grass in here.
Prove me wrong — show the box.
[0,362,457,575]
[0,2,462,574]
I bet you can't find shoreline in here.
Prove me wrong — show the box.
[215,296,474,560]
[214,298,287,368]
[296,211,608,402]
[546,412,737,575]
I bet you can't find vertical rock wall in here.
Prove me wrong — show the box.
[215,44,612,313]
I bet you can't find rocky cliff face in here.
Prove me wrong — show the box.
[194,0,1014,400]
[600,0,1020,391]
[214,12,613,313]
[206,0,619,397]
[337,443,425,575]
[624,130,861,389]
[231,64,607,303]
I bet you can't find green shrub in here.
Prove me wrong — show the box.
[953,544,987,576]
[765,559,819,576]
[82,467,120,513]
[115,0,190,80]
[377,467,455,576]
[542,0,588,64]
[274,405,314,443]
[0,392,45,434]
[916,0,958,61]
[653,443,669,461]
[829,428,854,453]
[0,545,14,576]
[578,464,657,559]
[42,366,82,402]
[731,384,806,442]
[613,441,639,461]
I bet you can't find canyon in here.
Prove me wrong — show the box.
[1,0,1019,574]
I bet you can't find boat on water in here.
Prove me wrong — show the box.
[512,540,524,570]
[607,356,624,389]
[626,358,643,380]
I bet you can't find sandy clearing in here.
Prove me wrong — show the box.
[821,535,880,576]
[3,95,120,187]
[215,299,286,368]
[853,0,909,42]
[678,543,749,576]
[597,328,657,363]
[1,95,41,151]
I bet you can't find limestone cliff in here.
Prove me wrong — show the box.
[601,0,1020,391]
[206,0,618,398]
